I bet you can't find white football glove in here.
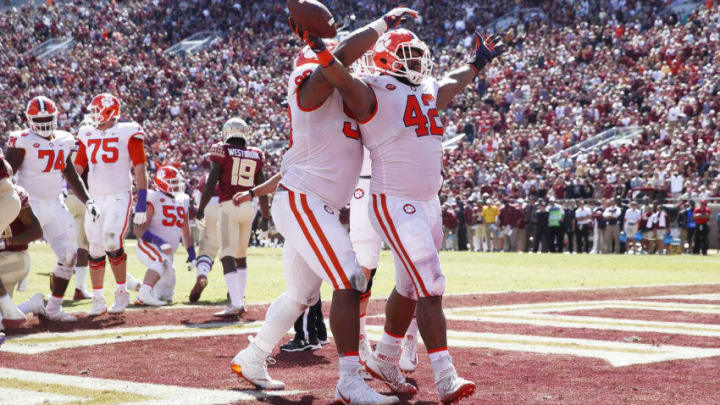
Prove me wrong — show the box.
[133,211,147,225]
[85,200,101,222]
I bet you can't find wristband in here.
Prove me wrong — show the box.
[136,189,148,211]
[248,189,255,198]
[186,245,196,261]
[142,230,167,247]
[316,49,335,67]
[369,18,388,36]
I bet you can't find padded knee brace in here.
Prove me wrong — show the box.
[52,263,74,281]
[107,248,126,267]
[89,255,106,271]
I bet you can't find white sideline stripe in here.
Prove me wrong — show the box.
[62,282,720,314]
[0,368,303,405]
[0,387,83,404]
[646,293,720,300]
[363,325,720,368]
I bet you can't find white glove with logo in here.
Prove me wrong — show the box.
[85,200,101,222]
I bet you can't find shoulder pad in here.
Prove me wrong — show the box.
[209,143,225,158]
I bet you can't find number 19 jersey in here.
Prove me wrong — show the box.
[75,121,146,195]
[358,75,444,201]
[208,142,264,203]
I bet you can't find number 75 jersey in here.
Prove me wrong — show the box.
[75,121,146,195]
[208,142,264,203]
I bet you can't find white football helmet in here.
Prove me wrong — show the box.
[222,117,249,143]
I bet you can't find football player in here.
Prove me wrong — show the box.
[351,146,419,373]
[196,118,269,317]
[188,174,220,303]
[63,168,93,300]
[132,166,194,306]
[75,93,148,316]
[5,96,100,322]
[294,24,504,403]
[0,184,47,330]
[231,8,418,404]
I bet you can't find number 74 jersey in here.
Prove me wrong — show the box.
[208,142,264,203]
[75,121,146,195]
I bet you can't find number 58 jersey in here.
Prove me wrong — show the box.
[209,142,264,203]
[75,121,146,196]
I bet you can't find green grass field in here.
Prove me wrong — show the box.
[12,243,720,311]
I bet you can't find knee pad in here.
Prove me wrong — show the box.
[52,263,74,281]
[107,249,126,267]
[89,255,106,271]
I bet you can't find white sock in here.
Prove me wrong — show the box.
[430,349,453,382]
[46,295,63,312]
[405,317,418,340]
[237,267,247,304]
[380,330,403,346]
[359,313,367,337]
[225,271,242,308]
[75,266,88,291]
[253,293,306,353]
[375,341,402,362]
[116,282,127,293]
[139,284,153,297]
[339,353,360,378]
[93,288,104,299]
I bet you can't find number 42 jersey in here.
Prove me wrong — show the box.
[209,142,264,203]
[75,121,146,195]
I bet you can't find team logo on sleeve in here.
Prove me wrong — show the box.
[386,84,396,91]
[354,188,365,199]
[324,205,334,215]
[403,204,416,214]
[33,143,40,148]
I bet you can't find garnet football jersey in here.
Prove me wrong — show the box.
[7,129,77,200]
[0,185,31,252]
[145,190,189,252]
[75,121,145,195]
[358,75,444,201]
[281,64,363,210]
[209,143,264,203]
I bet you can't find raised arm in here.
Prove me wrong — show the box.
[436,33,505,110]
[292,8,417,111]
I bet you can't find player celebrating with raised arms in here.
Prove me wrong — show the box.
[75,93,148,316]
[5,96,100,322]
[291,21,505,403]
[231,6,418,404]
[132,166,194,305]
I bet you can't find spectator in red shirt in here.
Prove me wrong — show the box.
[693,199,711,255]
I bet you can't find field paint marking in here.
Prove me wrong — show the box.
[442,299,720,337]
[645,293,720,300]
[0,387,82,405]
[3,321,264,354]
[0,368,303,405]
[362,325,720,367]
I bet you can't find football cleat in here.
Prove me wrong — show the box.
[108,290,129,314]
[134,289,167,307]
[231,345,285,390]
[125,274,141,292]
[358,334,372,364]
[214,305,245,317]
[73,288,93,300]
[88,295,107,316]
[399,335,418,373]
[189,275,208,303]
[435,365,476,404]
[45,307,77,322]
[365,352,418,395]
[334,372,400,404]
[280,339,310,353]
[25,293,47,318]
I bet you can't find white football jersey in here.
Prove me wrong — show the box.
[281,64,363,210]
[76,121,145,195]
[358,75,444,201]
[146,190,189,252]
[7,129,76,200]
[360,146,372,177]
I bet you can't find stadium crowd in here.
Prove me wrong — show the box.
[1,0,719,253]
